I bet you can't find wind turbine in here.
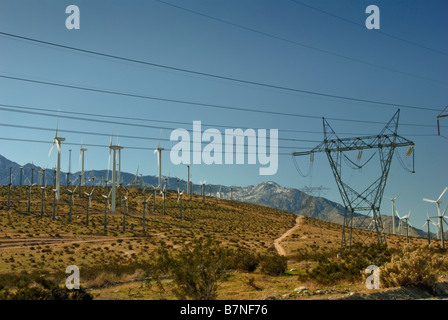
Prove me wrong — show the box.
[429,205,448,249]
[423,212,437,244]
[26,177,37,215]
[217,186,222,199]
[398,210,412,243]
[200,180,206,204]
[49,118,65,201]
[108,134,123,213]
[130,166,140,187]
[79,142,87,187]
[178,191,184,219]
[424,187,448,249]
[66,186,79,223]
[153,130,164,186]
[389,194,400,235]
[160,183,167,215]
[40,183,47,218]
[186,165,191,200]
[139,192,153,234]
[122,189,129,232]
[102,188,113,229]
[176,178,182,201]
[83,185,95,227]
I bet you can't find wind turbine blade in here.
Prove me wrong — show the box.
[442,205,448,217]
[423,198,437,203]
[438,187,448,202]
[48,142,55,157]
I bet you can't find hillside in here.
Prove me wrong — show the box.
[0,154,430,239]
[0,183,445,300]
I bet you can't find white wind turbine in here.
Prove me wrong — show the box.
[160,182,167,215]
[139,192,153,234]
[397,210,412,243]
[200,180,207,204]
[429,205,448,249]
[423,212,438,244]
[176,177,182,201]
[48,117,65,201]
[424,187,448,249]
[178,191,184,219]
[79,142,87,187]
[66,185,78,223]
[389,194,400,235]
[154,142,165,189]
[108,134,123,214]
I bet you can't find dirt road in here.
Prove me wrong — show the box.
[274,215,303,256]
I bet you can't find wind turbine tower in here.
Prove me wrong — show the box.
[390,195,400,235]
[154,145,165,189]
[109,143,123,213]
[50,136,65,201]
[80,144,87,186]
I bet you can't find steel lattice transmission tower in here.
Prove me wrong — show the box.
[292,109,415,250]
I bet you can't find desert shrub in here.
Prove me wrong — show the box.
[259,254,287,276]
[232,249,260,273]
[299,243,391,284]
[380,245,446,291]
[152,237,233,300]
[0,274,92,300]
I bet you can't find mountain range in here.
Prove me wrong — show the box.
[0,154,431,238]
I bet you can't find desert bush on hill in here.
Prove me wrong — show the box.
[152,237,233,300]
[0,274,92,300]
[259,254,287,276]
[299,243,391,284]
[231,249,261,273]
[380,245,447,291]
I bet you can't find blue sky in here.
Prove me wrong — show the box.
[0,0,447,230]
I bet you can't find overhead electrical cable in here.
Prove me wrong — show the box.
[288,0,448,57]
[155,0,447,86]
[0,74,442,116]
[0,103,444,137]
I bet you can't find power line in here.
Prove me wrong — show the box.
[0,103,320,142]
[288,0,448,57]
[0,136,301,155]
[0,29,444,113]
[0,122,308,150]
[0,73,442,118]
[0,102,444,137]
[155,0,448,86]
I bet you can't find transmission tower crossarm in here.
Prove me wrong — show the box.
[293,133,414,156]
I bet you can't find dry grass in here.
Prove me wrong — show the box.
[0,185,446,300]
